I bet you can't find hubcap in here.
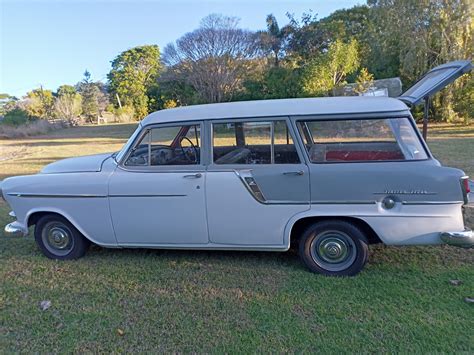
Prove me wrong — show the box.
[310,230,356,272]
[42,222,74,256]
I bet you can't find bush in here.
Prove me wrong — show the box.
[115,105,135,122]
[2,108,30,126]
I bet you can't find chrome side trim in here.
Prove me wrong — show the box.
[109,194,187,198]
[440,229,474,248]
[7,193,107,198]
[8,211,16,217]
[311,200,377,205]
[402,201,463,205]
[234,169,267,203]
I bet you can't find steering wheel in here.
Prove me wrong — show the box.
[178,136,198,163]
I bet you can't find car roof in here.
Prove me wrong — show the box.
[141,97,409,126]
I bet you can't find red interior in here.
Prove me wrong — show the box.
[325,150,404,161]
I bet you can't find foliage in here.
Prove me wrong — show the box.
[302,39,360,96]
[54,85,82,125]
[0,93,18,115]
[162,14,260,103]
[24,87,55,119]
[77,71,101,123]
[114,105,135,123]
[108,45,162,119]
[354,67,375,95]
[2,108,30,126]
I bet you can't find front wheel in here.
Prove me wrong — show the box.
[34,215,90,260]
[299,220,369,276]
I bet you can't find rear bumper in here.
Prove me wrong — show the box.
[4,221,28,238]
[440,229,474,248]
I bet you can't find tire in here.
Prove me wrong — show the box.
[34,214,90,260]
[298,220,369,276]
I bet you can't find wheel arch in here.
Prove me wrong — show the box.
[288,215,383,248]
[26,209,100,245]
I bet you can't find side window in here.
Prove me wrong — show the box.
[298,118,428,163]
[125,124,201,166]
[213,120,300,164]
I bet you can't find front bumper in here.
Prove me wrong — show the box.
[440,229,474,248]
[4,221,28,238]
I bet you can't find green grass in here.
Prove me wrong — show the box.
[1,123,473,352]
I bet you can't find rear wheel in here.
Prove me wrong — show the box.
[34,215,90,260]
[299,220,368,276]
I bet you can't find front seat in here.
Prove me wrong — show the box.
[215,147,251,164]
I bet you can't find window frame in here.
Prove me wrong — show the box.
[118,121,206,171]
[293,114,432,165]
[210,116,304,167]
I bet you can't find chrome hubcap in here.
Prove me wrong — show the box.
[310,230,356,272]
[42,222,74,256]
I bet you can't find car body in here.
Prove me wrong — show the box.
[1,60,473,276]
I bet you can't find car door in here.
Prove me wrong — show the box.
[398,60,472,106]
[206,118,310,246]
[109,122,209,246]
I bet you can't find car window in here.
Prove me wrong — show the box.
[213,120,300,164]
[125,124,201,166]
[298,118,428,163]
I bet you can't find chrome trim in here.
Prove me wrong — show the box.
[234,169,267,203]
[8,211,16,217]
[373,190,437,195]
[460,176,469,205]
[440,229,474,248]
[402,200,463,205]
[4,221,28,237]
[109,194,187,198]
[311,201,377,205]
[8,193,107,198]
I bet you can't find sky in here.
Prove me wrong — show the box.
[0,0,362,98]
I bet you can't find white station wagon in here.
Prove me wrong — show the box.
[1,60,473,276]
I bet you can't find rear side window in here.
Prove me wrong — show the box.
[298,118,428,163]
[213,120,300,164]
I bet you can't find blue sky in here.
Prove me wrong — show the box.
[0,0,362,97]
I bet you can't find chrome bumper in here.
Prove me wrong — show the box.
[440,229,474,248]
[4,221,28,237]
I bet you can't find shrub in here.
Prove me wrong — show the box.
[115,105,135,122]
[2,108,30,126]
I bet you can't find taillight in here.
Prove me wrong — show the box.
[461,176,470,204]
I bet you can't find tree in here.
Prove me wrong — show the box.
[354,68,375,95]
[108,45,161,119]
[258,14,287,66]
[162,14,260,103]
[77,70,100,123]
[24,87,55,119]
[302,39,360,96]
[54,85,82,124]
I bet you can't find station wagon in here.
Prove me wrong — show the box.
[1,60,473,276]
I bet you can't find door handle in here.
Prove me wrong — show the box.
[283,170,304,176]
[183,173,202,179]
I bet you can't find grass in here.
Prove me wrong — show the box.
[1,122,473,352]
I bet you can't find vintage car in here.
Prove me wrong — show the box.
[1,60,473,276]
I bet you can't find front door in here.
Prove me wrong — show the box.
[109,122,208,246]
[206,119,310,246]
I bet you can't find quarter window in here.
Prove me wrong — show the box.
[125,124,201,166]
[213,120,300,164]
[298,118,428,163]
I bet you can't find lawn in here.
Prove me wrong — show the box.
[0,123,473,352]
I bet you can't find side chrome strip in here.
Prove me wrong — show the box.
[311,200,377,205]
[109,194,187,198]
[401,201,463,205]
[7,193,107,198]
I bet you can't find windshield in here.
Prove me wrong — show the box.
[114,124,143,163]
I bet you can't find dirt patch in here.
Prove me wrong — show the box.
[0,145,28,162]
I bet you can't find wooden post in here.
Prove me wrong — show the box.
[116,93,122,109]
[422,96,430,141]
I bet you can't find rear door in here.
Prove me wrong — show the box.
[206,118,310,246]
[398,60,472,106]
